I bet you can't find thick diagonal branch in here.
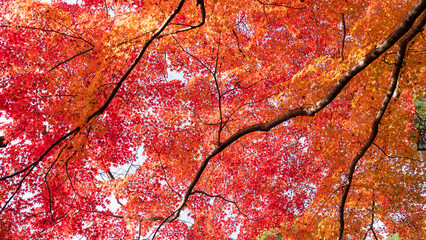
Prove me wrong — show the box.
[153,0,426,236]
[337,9,426,240]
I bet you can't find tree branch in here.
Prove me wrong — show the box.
[155,0,426,236]
[137,219,143,240]
[341,13,347,61]
[0,135,7,148]
[373,143,422,162]
[213,33,224,144]
[0,25,93,45]
[167,0,205,35]
[256,0,306,10]
[362,199,378,240]
[338,9,426,240]
[48,47,94,71]
[231,28,245,57]
[0,127,80,181]
[191,190,249,219]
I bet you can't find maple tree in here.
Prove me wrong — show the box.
[0,0,425,239]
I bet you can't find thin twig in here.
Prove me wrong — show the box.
[231,28,245,57]
[49,47,94,71]
[341,13,346,61]
[370,200,379,240]
[0,25,89,42]
[373,143,422,162]
[213,33,223,144]
[256,0,306,10]
[171,35,214,75]
[44,145,68,224]
[191,190,250,219]
[362,199,378,240]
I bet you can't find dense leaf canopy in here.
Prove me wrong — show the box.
[0,0,425,239]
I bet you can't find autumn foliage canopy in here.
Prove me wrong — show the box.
[0,0,425,239]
